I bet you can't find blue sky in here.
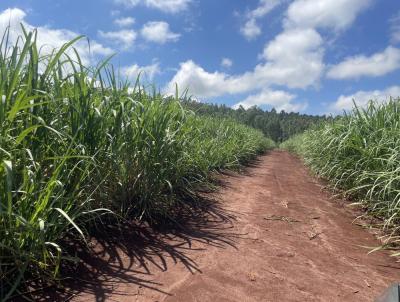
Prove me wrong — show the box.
[1,0,400,115]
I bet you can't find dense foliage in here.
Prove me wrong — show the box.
[183,100,329,142]
[0,28,273,300]
[281,100,400,252]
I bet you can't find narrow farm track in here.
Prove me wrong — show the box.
[72,150,399,302]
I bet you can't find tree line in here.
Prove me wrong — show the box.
[182,100,330,142]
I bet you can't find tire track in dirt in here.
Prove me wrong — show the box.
[73,150,399,302]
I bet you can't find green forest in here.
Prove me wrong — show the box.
[182,100,330,142]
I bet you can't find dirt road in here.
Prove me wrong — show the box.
[72,150,399,302]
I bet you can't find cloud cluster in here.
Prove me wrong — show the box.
[114,16,135,27]
[165,61,247,98]
[121,61,160,81]
[0,8,112,66]
[164,27,325,99]
[166,0,378,111]
[166,0,373,111]
[114,0,191,13]
[0,7,166,88]
[327,46,400,79]
[98,29,137,50]
[285,0,372,31]
[240,0,283,40]
[331,86,400,112]
[258,28,324,88]
[109,0,186,49]
[4,1,396,114]
[141,21,180,44]
[233,89,307,112]
[100,18,180,50]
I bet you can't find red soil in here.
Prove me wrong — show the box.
[71,150,399,301]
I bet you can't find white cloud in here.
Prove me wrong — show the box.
[114,0,139,7]
[233,0,369,94]
[233,89,307,112]
[390,12,400,44]
[165,0,371,112]
[240,19,262,40]
[114,16,135,27]
[164,61,306,112]
[165,27,324,98]
[258,28,324,88]
[221,58,233,68]
[327,46,400,79]
[121,61,160,81]
[262,0,372,86]
[164,31,323,99]
[145,0,191,13]
[0,8,113,66]
[0,7,25,28]
[164,60,244,98]
[261,28,322,61]
[114,0,191,13]
[330,86,400,112]
[98,29,137,50]
[240,0,283,40]
[167,29,324,97]
[249,0,283,19]
[141,21,180,44]
[285,0,372,31]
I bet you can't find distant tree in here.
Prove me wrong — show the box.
[181,99,330,142]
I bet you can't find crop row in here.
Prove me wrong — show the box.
[0,28,274,300]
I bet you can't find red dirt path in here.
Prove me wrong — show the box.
[72,150,399,302]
